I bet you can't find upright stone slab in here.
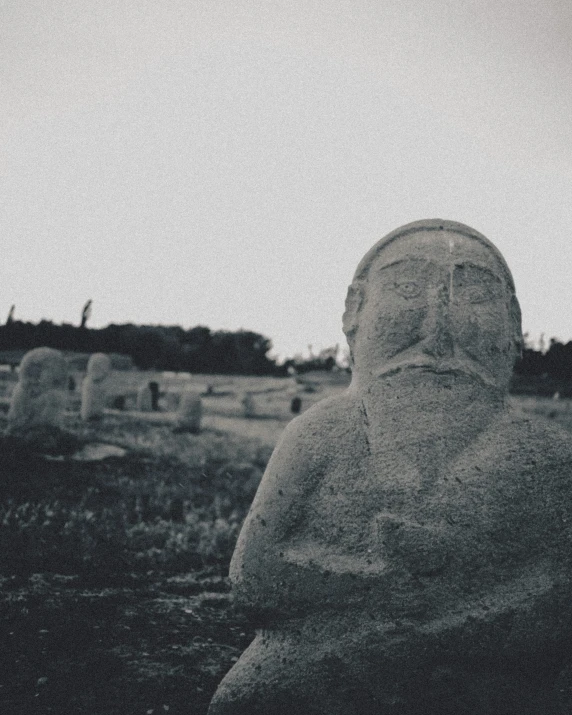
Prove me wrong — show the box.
[241,392,255,418]
[290,395,302,414]
[174,389,202,434]
[80,353,111,421]
[136,383,153,412]
[149,381,160,411]
[208,220,572,715]
[7,347,68,434]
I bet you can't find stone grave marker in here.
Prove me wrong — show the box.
[136,383,153,412]
[241,392,255,418]
[290,395,302,414]
[173,389,202,434]
[149,381,159,411]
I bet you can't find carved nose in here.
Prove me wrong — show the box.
[420,285,454,359]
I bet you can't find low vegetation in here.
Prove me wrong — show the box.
[0,376,294,715]
[1,378,570,714]
[0,416,275,576]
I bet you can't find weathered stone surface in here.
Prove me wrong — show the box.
[174,389,202,434]
[7,347,68,433]
[80,353,111,421]
[208,220,572,715]
[136,383,153,412]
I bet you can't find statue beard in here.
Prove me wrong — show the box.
[357,365,507,490]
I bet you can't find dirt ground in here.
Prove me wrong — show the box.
[1,371,350,715]
[1,569,252,715]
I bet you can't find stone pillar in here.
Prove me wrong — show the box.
[174,389,202,434]
[80,353,111,421]
[149,381,160,411]
[290,395,302,414]
[241,392,255,418]
[136,383,153,411]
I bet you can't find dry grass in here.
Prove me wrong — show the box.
[509,394,572,431]
[1,379,569,579]
[0,370,350,577]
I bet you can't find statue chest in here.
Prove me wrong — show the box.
[296,445,539,579]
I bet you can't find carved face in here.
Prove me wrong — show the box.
[20,349,67,394]
[350,229,519,392]
[87,354,111,382]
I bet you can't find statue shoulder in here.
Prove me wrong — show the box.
[278,390,359,456]
[496,407,572,472]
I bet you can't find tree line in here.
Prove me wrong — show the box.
[0,321,282,375]
[514,338,572,378]
[512,337,572,396]
[1,320,572,387]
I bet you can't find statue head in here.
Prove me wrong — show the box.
[19,347,68,393]
[343,220,522,394]
[87,353,112,383]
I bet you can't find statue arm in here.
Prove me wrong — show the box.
[229,412,327,619]
[229,397,376,619]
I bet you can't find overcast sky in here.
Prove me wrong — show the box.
[2,0,571,360]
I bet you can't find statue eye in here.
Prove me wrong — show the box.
[394,281,421,298]
[460,285,491,304]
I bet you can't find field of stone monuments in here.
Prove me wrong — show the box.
[0,365,350,715]
[2,357,572,714]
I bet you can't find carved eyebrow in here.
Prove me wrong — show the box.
[375,258,427,272]
[453,262,503,282]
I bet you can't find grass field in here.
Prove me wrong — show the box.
[0,370,570,714]
[0,370,349,715]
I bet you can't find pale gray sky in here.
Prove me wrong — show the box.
[2,0,572,360]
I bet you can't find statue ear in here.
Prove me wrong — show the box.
[510,294,523,360]
[342,283,365,346]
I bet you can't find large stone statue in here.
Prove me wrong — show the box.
[208,220,572,715]
[7,347,68,434]
[80,353,111,421]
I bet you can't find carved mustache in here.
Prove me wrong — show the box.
[376,354,496,388]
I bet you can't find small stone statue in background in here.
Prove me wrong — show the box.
[149,381,160,411]
[112,395,126,411]
[241,392,255,418]
[136,383,153,411]
[80,353,111,421]
[173,389,202,434]
[7,347,68,434]
[290,395,302,414]
[209,219,572,715]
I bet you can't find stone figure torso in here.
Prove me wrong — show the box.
[282,394,572,608]
[81,353,111,421]
[214,395,572,715]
